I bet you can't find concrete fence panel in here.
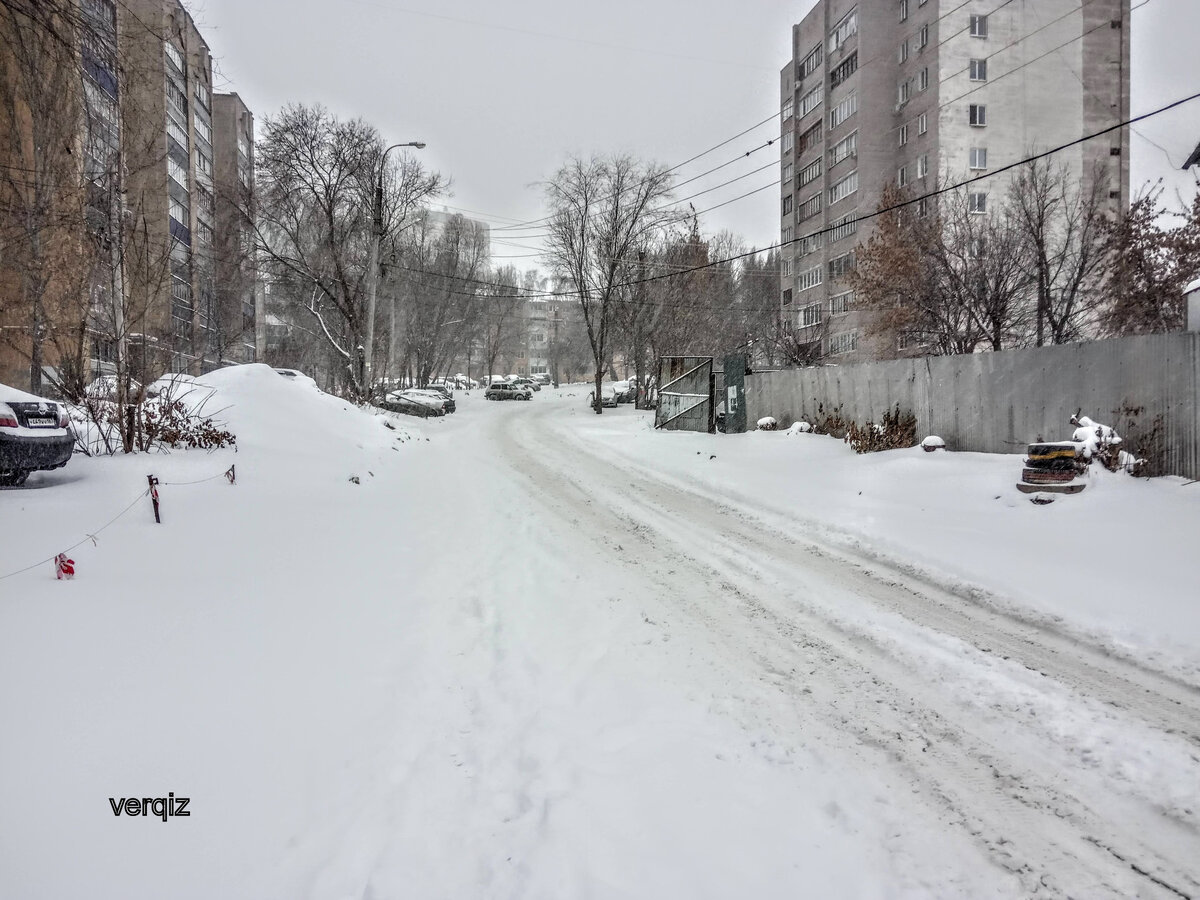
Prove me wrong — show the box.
[745,334,1200,480]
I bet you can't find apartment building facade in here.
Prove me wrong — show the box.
[779,0,1131,362]
[0,0,254,392]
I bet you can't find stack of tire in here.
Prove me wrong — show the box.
[1016,442,1086,495]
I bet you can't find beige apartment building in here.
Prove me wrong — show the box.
[779,0,1131,362]
[0,0,254,392]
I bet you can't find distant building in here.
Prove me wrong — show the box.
[779,0,1131,362]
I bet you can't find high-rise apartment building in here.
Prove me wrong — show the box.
[0,0,254,391]
[779,0,1130,361]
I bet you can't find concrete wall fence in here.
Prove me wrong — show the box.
[745,333,1200,480]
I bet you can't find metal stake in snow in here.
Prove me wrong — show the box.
[225,464,236,485]
[147,475,161,523]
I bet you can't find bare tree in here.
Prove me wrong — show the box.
[1010,157,1111,345]
[1099,181,1200,335]
[253,105,441,399]
[544,154,679,412]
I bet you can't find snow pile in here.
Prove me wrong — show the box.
[786,421,813,435]
[756,416,777,431]
[920,435,946,452]
[1069,413,1143,473]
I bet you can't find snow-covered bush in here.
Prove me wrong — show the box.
[921,435,946,452]
[786,421,813,435]
[757,416,778,431]
[845,405,917,454]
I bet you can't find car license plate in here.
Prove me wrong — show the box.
[27,417,55,426]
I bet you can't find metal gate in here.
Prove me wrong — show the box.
[655,356,714,432]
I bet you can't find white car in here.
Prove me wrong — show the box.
[394,389,449,415]
[1,382,75,486]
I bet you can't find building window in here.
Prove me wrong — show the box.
[918,112,928,134]
[918,67,929,91]
[897,165,908,187]
[782,195,793,216]
[899,123,909,146]
[196,149,213,177]
[969,237,987,258]
[800,301,823,326]
[799,42,823,80]
[782,99,794,120]
[898,79,911,105]
[829,170,858,204]
[798,120,823,154]
[829,131,857,167]
[782,258,792,277]
[829,92,857,128]
[797,192,823,221]
[782,288,793,306]
[828,331,859,354]
[798,157,823,187]
[829,214,857,242]
[797,265,823,292]
[782,130,794,154]
[830,51,858,89]
[970,14,988,37]
[829,251,856,279]
[969,192,988,213]
[829,291,854,315]
[168,156,188,190]
[917,196,931,217]
[969,146,988,169]
[899,0,909,22]
[799,83,823,117]
[783,162,793,184]
[917,153,929,177]
[899,40,909,63]
[828,8,858,53]
[782,224,794,244]
[194,115,211,144]
[797,230,823,256]
[970,58,988,81]
[164,41,184,72]
[969,103,987,126]
[918,23,929,49]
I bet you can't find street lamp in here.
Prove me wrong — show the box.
[364,140,425,396]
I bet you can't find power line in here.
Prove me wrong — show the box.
[388,91,1200,310]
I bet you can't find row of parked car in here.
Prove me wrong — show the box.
[378,385,457,418]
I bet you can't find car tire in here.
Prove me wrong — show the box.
[0,469,30,486]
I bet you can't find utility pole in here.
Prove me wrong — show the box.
[364,140,425,399]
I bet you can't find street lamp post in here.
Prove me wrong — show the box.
[364,140,425,397]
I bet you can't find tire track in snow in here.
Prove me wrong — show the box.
[493,401,1200,900]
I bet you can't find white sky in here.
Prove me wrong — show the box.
[189,0,1200,265]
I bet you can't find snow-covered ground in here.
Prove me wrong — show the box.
[2,365,1198,899]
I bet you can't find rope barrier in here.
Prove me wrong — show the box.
[0,463,236,582]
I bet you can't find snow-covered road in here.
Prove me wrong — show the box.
[2,371,1198,899]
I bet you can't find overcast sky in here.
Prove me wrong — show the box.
[189,0,1199,267]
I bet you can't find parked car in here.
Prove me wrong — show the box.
[486,382,531,401]
[588,385,619,409]
[379,392,442,418]
[531,373,551,386]
[398,389,450,415]
[1,382,75,486]
[422,384,456,412]
[510,377,540,392]
[612,380,635,404]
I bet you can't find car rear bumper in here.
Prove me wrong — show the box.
[0,430,75,472]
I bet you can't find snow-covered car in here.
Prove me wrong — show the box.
[422,384,456,412]
[485,382,531,401]
[379,392,441,418]
[510,377,540,392]
[530,373,551,386]
[589,385,619,409]
[1,382,75,486]
[395,390,449,416]
[612,380,635,404]
[85,375,142,401]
